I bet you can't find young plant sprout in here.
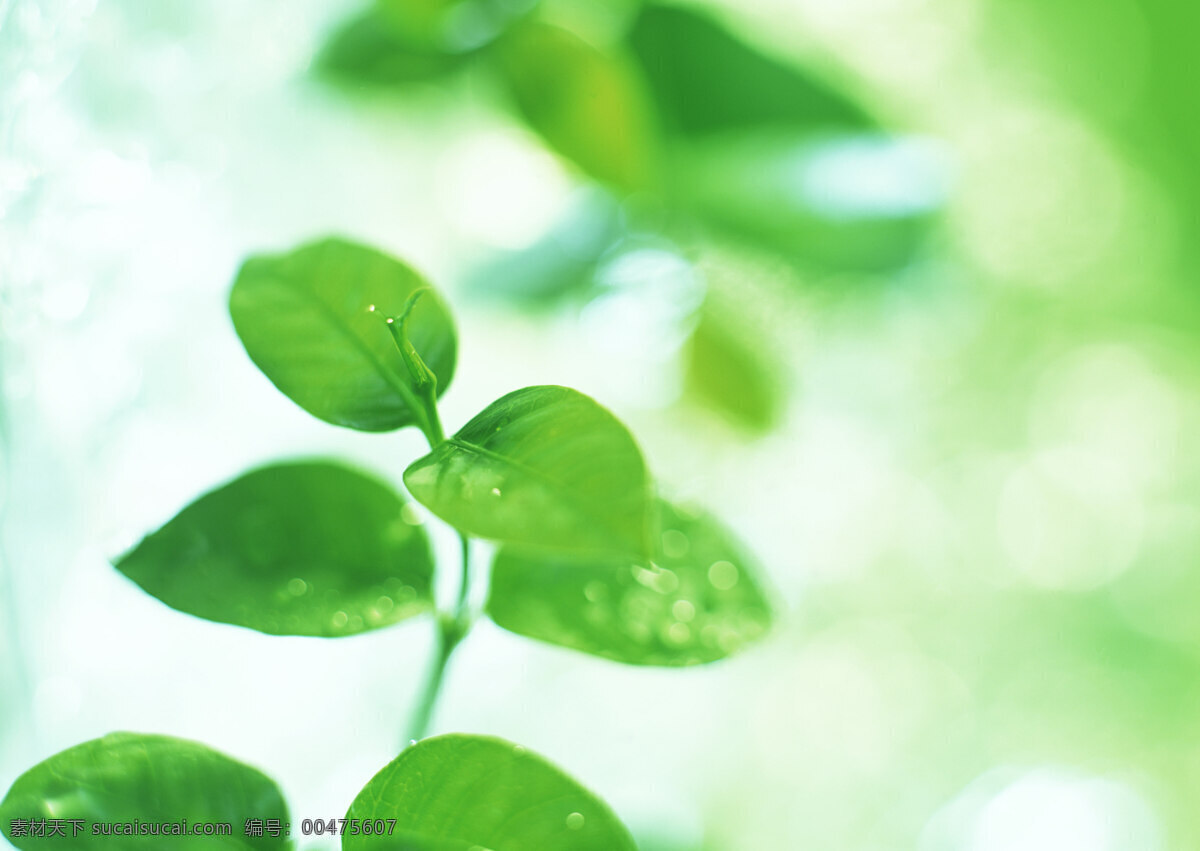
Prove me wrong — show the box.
[2,236,773,851]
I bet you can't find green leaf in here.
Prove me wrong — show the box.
[318,5,472,89]
[366,836,475,851]
[462,189,623,306]
[672,133,944,271]
[114,460,434,637]
[626,5,874,137]
[493,21,657,190]
[344,734,636,851]
[487,500,773,665]
[0,732,288,851]
[685,308,783,434]
[230,236,456,433]
[404,385,652,557]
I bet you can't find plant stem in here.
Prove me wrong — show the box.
[406,618,456,744]
[406,534,472,743]
[455,531,471,615]
[385,305,474,744]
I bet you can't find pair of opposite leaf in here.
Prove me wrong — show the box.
[0,731,637,851]
[116,236,773,667]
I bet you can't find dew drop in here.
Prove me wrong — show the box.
[491,487,502,497]
[376,595,395,614]
[657,567,679,594]
[349,614,364,630]
[708,560,739,590]
[716,625,744,653]
[408,739,418,747]
[661,529,689,559]
[672,599,696,622]
[368,304,376,312]
[666,622,691,645]
[512,745,527,756]
[633,564,679,594]
[566,812,585,830]
[331,611,349,629]
[626,620,652,643]
[386,317,395,324]
[287,578,307,596]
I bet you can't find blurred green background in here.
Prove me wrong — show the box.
[3,0,1200,848]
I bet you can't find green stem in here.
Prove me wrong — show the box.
[385,301,474,744]
[406,535,472,743]
[406,616,460,743]
[455,532,471,615]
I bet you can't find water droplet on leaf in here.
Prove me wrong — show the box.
[708,560,739,590]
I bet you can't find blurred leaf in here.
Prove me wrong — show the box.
[0,732,288,851]
[493,21,657,189]
[673,133,945,270]
[404,385,651,557]
[368,836,475,851]
[318,4,471,88]
[230,236,457,432]
[345,734,637,851]
[115,460,434,637]
[377,0,537,49]
[488,500,772,665]
[463,189,623,305]
[626,4,874,137]
[685,308,783,433]
[377,0,468,42]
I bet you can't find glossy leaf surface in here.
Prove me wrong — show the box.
[493,22,656,190]
[488,500,772,665]
[230,237,456,432]
[115,460,434,637]
[345,734,636,851]
[0,732,288,851]
[404,386,651,557]
[627,4,874,137]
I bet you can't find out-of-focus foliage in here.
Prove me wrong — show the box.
[684,308,782,434]
[488,499,773,665]
[671,133,943,271]
[626,4,873,137]
[460,189,624,306]
[313,0,952,432]
[318,0,933,271]
[319,0,535,86]
[319,5,472,87]
[492,21,658,190]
